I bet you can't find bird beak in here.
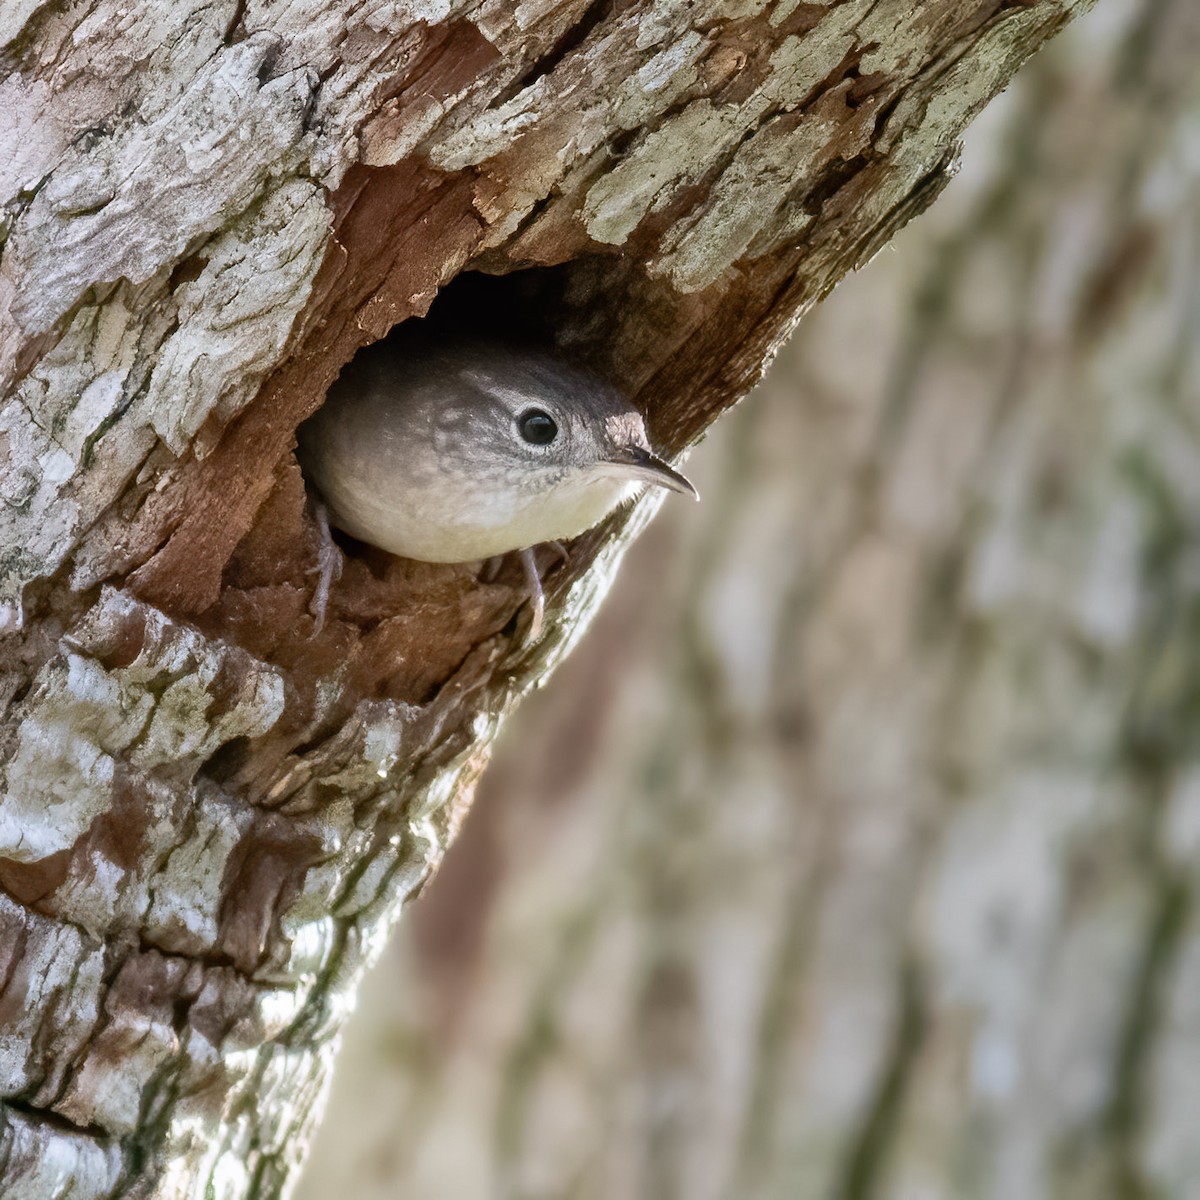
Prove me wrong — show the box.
[607,445,699,499]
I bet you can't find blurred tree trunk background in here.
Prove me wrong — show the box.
[300,2,1200,1198]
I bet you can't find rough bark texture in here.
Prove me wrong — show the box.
[0,1,1097,1196]
[299,2,1200,1197]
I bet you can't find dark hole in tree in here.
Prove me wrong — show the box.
[287,259,640,651]
[202,736,251,785]
[394,264,574,351]
[299,262,582,452]
[290,264,586,633]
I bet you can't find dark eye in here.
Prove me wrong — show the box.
[518,409,558,445]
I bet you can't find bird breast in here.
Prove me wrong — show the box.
[319,454,636,563]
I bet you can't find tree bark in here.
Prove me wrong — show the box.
[300,3,1200,1198]
[0,1,1096,1196]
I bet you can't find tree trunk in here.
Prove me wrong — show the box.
[0,1,1097,1196]
[300,2,1200,1198]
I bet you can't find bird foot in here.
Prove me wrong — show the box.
[307,499,343,635]
[516,542,571,643]
[519,546,546,642]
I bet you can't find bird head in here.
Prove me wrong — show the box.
[441,349,698,504]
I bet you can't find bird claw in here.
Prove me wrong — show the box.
[516,542,572,642]
[519,546,546,642]
[308,499,343,635]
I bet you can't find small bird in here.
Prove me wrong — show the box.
[297,336,697,636]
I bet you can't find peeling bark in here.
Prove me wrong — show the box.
[0,1,1096,1195]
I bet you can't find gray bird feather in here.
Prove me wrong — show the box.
[297,338,695,565]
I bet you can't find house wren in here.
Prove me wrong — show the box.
[297,336,696,636]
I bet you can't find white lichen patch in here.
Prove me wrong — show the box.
[0,0,45,48]
[0,295,162,612]
[0,74,70,202]
[582,100,745,245]
[58,999,185,1136]
[277,913,344,985]
[0,1103,123,1200]
[141,801,253,953]
[134,664,285,770]
[430,15,705,175]
[0,898,106,1100]
[1,34,317,337]
[139,181,330,456]
[0,654,154,863]
[654,113,838,292]
[1,589,287,959]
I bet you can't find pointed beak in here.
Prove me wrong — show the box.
[607,445,699,499]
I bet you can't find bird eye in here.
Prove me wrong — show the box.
[518,409,558,446]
